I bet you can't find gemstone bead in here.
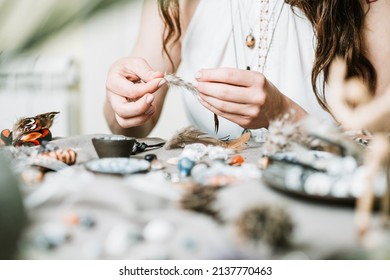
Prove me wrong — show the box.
[229,155,245,166]
[144,154,157,162]
[178,157,196,177]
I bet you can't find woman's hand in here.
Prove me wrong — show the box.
[194,68,304,128]
[105,57,166,129]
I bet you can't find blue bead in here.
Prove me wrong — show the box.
[178,157,195,177]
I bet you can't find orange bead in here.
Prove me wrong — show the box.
[229,155,245,166]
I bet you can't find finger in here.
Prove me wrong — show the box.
[195,67,264,87]
[108,91,156,119]
[115,110,154,129]
[198,92,259,117]
[108,74,166,100]
[122,57,164,82]
[197,97,253,128]
[195,81,262,104]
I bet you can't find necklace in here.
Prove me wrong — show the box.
[230,0,283,71]
[238,1,257,49]
[257,0,284,72]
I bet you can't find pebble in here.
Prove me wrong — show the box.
[229,155,245,166]
[143,219,174,243]
[144,154,157,162]
[178,157,195,177]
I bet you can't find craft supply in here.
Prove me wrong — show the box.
[80,215,96,229]
[37,148,77,165]
[164,73,220,133]
[229,155,245,166]
[144,154,157,162]
[180,186,220,221]
[236,206,294,248]
[164,126,250,150]
[178,157,196,177]
[11,111,59,146]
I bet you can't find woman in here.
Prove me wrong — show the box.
[104,0,389,138]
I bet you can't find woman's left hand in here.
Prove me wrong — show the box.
[194,67,299,128]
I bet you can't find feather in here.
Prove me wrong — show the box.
[164,73,220,133]
[12,111,59,146]
[164,73,198,96]
[164,126,250,150]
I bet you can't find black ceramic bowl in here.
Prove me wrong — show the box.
[92,136,136,158]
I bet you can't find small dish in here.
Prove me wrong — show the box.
[92,136,136,158]
[85,158,150,175]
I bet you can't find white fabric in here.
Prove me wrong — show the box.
[176,0,332,139]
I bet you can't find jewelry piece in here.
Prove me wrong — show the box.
[164,73,220,133]
[238,1,258,49]
[257,0,284,72]
[245,32,256,49]
[236,0,258,70]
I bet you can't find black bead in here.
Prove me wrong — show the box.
[144,154,157,162]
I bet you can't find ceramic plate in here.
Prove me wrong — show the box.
[85,158,150,175]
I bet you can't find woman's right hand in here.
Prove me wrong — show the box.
[105,57,166,129]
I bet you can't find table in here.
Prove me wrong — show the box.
[13,134,388,260]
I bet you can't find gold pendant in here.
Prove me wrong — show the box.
[245,33,255,49]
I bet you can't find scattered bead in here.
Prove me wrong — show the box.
[229,155,245,166]
[80,215,96,229]
[150,159,165,171]
[144,154,157,162]
[178,157,195,177]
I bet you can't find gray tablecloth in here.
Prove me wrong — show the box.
[15,134,387,260]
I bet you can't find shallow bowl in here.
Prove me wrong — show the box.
[92,136,136,158]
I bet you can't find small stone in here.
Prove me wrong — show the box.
[167,157,179,165]
[229,155,244,166]
[246,34,255,48]
[151,159,165,171]
[144,154,157,162]
[208,146,230,161]
[80,215,96,229]
[178,157,195,177]
[143,219,174,243]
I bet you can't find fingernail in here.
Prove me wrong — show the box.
[158,79,166,87]
[146,95,154,104]
[192,80,198,87]
[195,71,202,79]
[145,107,155,115]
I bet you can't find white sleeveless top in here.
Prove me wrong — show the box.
[176,0,332,139]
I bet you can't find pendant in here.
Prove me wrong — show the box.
[245,33,255,49]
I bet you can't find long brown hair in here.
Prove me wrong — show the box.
[158,0,377,112]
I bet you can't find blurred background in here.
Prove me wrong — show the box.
[0,0,188,139]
